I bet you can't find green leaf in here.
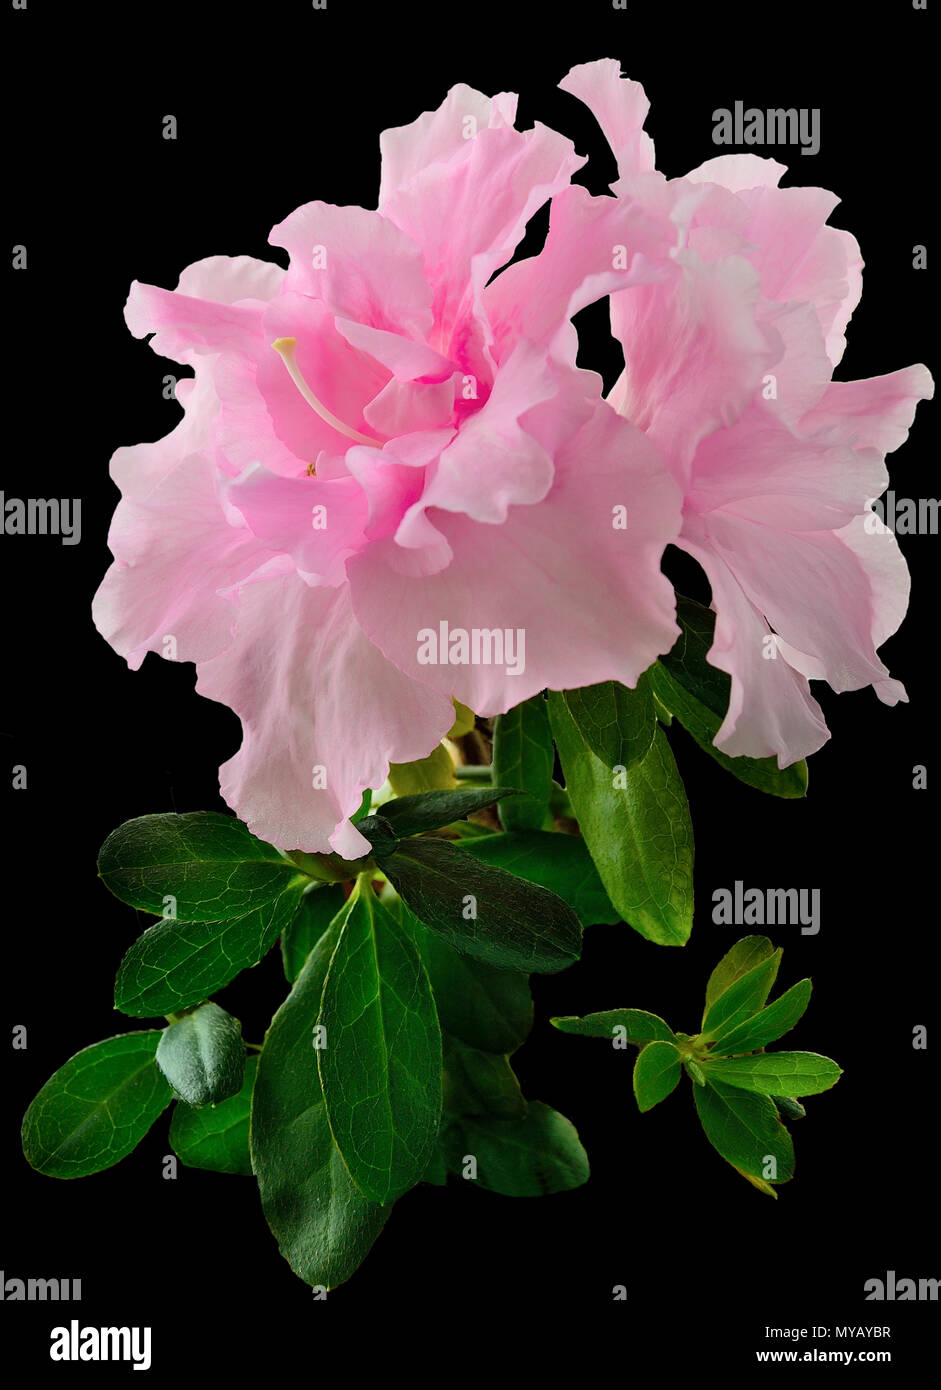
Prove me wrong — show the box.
[380,835,582,974]
[703,935,776,1016]
[700,951,782,1042]
[773,1095,807,1122]
[281,884,347,983]
[250,920,390,1290]
[377,787,517,839]
[22,1032,172,1179]
[155,1003,245,1107]
[169,1054,257,1175]
[389,744,456,795]
[422,1146,449,1186]
[115,879,307,1018]
[441,1102,590,1197]
[458,830,619,926]
[653,597,807,798]
[317,885,442,1203]
[491,696,554,831]
[447,698,476,739]
[413,918,533,1054]
[551,1009,677,1044]
[560,675,655,774]
[710,979,813,1056]
[702,1051,842,1097]
[548,693,693,946]
[442,1037,526,1119]
[693,1076,795,1187]
[633,1041,682,1112]
[98,811,306,920]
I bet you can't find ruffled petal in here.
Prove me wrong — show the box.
[124,254,282,363]
[484,183,675,367]
[558,59,656,181]
[700,508,907,698]
[224,468,369,586]
[111,368,219,500]
[348,397,681,715]
[93,453,272,669]
[195,578,454,855]
[268,201,434,340]
[678,524,830,763]
[381,103,583,357]
[608,250,773,484]
[378,83,518,208]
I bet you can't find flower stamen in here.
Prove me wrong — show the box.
[270,337,381,447]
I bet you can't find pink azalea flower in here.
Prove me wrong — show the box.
[94,82,683,856]
[558,59,934,764]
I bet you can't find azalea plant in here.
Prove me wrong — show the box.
[21,59,930,1290]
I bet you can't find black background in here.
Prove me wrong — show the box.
[3,0,936,1373]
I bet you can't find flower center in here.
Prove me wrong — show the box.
[270,337,382,448]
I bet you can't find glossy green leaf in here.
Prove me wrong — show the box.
[380,835,582,974]
[773,1095,807,1122]
[22,1032,172,1178]
[441,1102,590,1197]
[710,979,813,1056]
[560,675,655,774]
[155,1003,244,1107]
[281,884,347,983]
[686,1059,707,1087]
[703,1051,842,1097]
[413,918,533,1054]
[169,1055,257,1175]
[700,951,782,1042]
[458,830,619,926]
[98,812,305,920]
[442,1037,526,1119]
[115,879,307,1017]
[693,1076,795,1187]
[551,1009,677,1044]
[317,886,442,1203]
[421,1146,449,1187]
[703,935,776,1016]
[633,1041,682,1112]
[653,597,807,798]
[377,787,517,839]
[492,696,554,831]
[548,693,693,946]
[250,921,390,1290]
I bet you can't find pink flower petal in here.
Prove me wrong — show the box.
[224,467,370,586]
[678,524,830,763]
[94,453,272,670]
[608,250,774,484]
[349,397,681,715]
[559,59,656,180]
[268,201,434,340]
[195,578,454,854]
